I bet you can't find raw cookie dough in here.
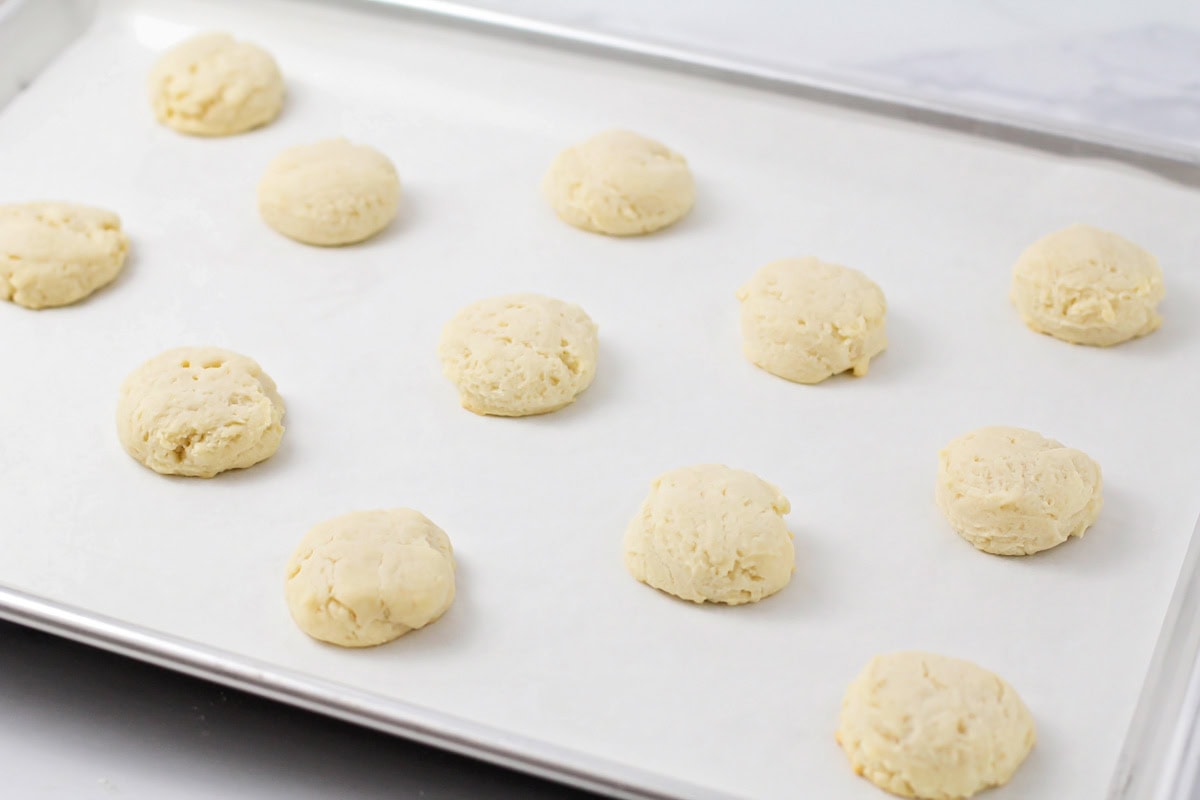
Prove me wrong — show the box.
[258,138,401,246]
[148,32,284,136]
[437,293,599,417]
[116,346,285,478]
[737,257,887,384]
[285,509,456,648]
[623,464,794,605]
[1011,224,1164,346]
[936,426,1102,556]
[0,203,128,309]
[837,651,1036,800]
[542,129,694,236]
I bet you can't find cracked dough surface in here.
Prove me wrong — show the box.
[285,509,456,648]
[542,129,694,236]
[623,464,794,605]
[1011,224,1164,346]
[437,293,599,417]
[258,138,401,246]
[0,202,128,309]
[936,426,1102,556]
[148,32,284,136]
[737,257,887,384]
[116,346,285,478]
[837,651,1036,800]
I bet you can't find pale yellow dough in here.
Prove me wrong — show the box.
[936,426,1102,556]
[258,138,401,246]
[116,347,285,478]
[542,129,694,236]
[437,293,599,417]
[285,509,456,648]
[837,651,1036,800]
[737,257,887,384]
[0,203,128,309]
[623,464,794,605]
[148,32,284,136]
[1011,224,1164,346]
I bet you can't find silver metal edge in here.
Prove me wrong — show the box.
[1109,514,1200,800]
[0,584,730,800]
[0,0,95,109]
[340,0,1200,176]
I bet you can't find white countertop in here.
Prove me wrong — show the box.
[453,0,1200,160]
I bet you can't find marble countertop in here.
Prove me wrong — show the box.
[449,0,1200,162]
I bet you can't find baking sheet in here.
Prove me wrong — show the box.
[2,0,1200,797]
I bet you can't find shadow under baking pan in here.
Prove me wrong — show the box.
[0,619,595,799]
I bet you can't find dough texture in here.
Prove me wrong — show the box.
[285,509,456,648]
[542,129,694,236]
[1011,224,1164,346]
[837,651,1036,800]
[258,138,401,246]
[737,257,887,384]
[936,426,1102,556]
[437,293,599,417]
[148,32,284,136]
[0,203,128,309]
[623,464,794,605]
[116,347,285,478]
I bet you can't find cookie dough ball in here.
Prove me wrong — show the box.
[623,464,794,605]
[542,130,694,236]
[285,509,456,648]
[837,651,1036,800]
[1011,224,1164,346]
[258,138,401,246]
[737,257,887,384]
[437,293,599,417]
[116,347,285,478]
[148,32,284,136]
[0,203,128,309]
[936,426,1102,556]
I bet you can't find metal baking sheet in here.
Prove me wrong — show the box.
[2,0,1200,797]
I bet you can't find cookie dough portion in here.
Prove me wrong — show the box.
[837,651,1036,800]
[116,347,285,478]
[259,138,401,246]
[148,32,284,136]
[0,203,128,309]
[1011,224,1164,346]
[542,130,694,236]
[936,426,1102,556]
[623,464,794,605]
[737,257,887,384]
[285,509,456,648]
[437,293,599,417]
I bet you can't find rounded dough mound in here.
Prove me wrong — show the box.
[623,464,794,605]
[837,651,1036,800]
[116,347,285,478]
[0,203,128,309]
[542,129,694,236]
[437,293,599,417]
[737,257,887,384]
[1011,224,1164,346]
[148,32,284,136]
[258,138,401,246]
[936,426,1102,556]
[285,509,456,648]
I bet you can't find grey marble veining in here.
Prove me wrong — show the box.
[451,0,1200,161]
